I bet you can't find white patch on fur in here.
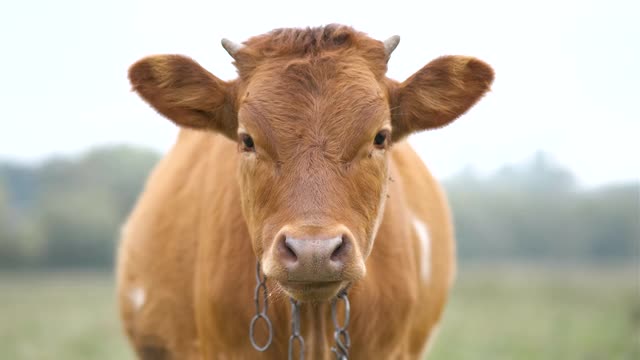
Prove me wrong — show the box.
[370,187,387,245]
[129,287,145,311]
[422,324,441,356]
[413,216,431,282]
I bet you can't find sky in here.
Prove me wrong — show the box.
[0,0,638,187]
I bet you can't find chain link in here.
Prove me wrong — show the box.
[248,261,351,358]
[288,298,305,360]
[249,261,273,351]
[331,292,351,359]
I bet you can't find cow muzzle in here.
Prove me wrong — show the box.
[263,225,365,301]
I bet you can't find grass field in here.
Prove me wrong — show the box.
[1,265,638,359]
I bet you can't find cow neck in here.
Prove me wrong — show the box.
[299,301,331,358]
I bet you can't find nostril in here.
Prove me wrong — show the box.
[285,242,297,260]
[330,236,349,262]
[280,236,298,263]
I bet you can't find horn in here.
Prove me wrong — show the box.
[221,38,244,58]
[383,35,401,57]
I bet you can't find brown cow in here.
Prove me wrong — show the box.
[117,24,493,359]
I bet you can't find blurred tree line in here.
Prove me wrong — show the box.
[0,147,637,269]
[446,152,639,262]
[0,146,159,269]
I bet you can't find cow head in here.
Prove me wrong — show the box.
[129,25,493,302]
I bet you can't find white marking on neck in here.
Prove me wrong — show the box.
[128,287,146,311]
[422,323,441,356]
[370,187,388,244]
[412,216,431,282]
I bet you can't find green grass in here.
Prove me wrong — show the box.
[0,266,637,359]
[0,272,133,360]
[429,265,640,359]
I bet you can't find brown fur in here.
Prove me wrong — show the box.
[118,24,493,359]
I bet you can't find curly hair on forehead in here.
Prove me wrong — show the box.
[232,24,389,77]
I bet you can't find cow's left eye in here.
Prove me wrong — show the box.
[240,134,255,152]
[373,130,389,149]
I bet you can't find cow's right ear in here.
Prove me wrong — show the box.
[129,55,237,139]
[389,56,494,141]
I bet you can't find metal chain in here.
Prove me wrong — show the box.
[249,261,273,351]
[288,298,305,360]
[248,261,351,358]
[331,291,351,360]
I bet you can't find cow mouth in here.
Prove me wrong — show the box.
[278,280,345,302]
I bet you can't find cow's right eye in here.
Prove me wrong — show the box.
[373,130,390,149]
[240,134,255,152]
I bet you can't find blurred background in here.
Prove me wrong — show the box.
[0,0,638,359]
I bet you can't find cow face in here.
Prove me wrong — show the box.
[129,25,493,302]
[234,56,392,301]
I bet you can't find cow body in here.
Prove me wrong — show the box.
[118,130,453,359]
[117,25,492,359]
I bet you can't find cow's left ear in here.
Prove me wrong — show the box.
[389,56,494,141]
[129,55,238,140]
